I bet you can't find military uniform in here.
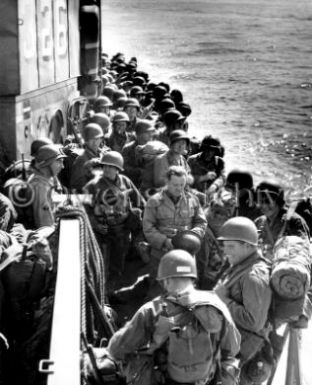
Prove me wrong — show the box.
[153,151,191,188]
[255,208,310,259]
[197,226,226,290]
[143,189,207,278]
[216,251,271,364]
[70,146,101,192]
[187,152,225,193]
[107,132,131,153]
[108,288,240,385]
[84,173,145,277]
[121,140,142,187]
[0,193,17,232]
[28,171,56,228]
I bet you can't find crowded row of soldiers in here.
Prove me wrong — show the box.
[0,52,311,385]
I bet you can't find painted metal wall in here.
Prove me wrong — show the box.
[0,0,80,96]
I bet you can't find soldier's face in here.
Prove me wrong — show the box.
[171,140,188,155]
[167,175,187,197]
[103,165,119,180]
[89,137,103,152]
[114,121,127,135]
[125,106,138,120]
[140,131,155,144]
[97,104,111,116]
[223,240,250,266]
[50,158,64,176]
[258,197,279,218]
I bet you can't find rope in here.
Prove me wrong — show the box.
[56,203,107,383]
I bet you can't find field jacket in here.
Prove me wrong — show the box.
[108,288,240,385]
[143,189,207,258]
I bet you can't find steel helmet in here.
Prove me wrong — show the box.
[132,76,147,87]
[113,89,127,102]
[157,249,197,280]
[36,144,66,167]
[135,120,155,135]
[154,85,167,100]
[130,86,145,97]
[256,180,284,206]
[171,230,202,255]
[226,169,254,190]
[94,96,113,109]
[177,102,192,117]
[159,98,175,114]
[115,97,128,110]
[89,113,110,134]
[112,111,130,123]
[124,97,141,109]
[100,151,124,171]
[30,137,53,157]
[169,129,190,145]
[102,86,115,100]
[200,135,221,152]
[218,216,258,246]
[83,123,104,141]
[163,109,185,126]
[170,89,183,105]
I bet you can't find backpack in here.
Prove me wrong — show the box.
[268,235,312,325]
[152,299,223,383]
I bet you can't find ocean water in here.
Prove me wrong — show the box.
[101,0,312,197]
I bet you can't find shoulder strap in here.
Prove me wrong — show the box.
[205,225,222,254]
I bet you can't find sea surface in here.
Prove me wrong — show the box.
[101,0,312,199]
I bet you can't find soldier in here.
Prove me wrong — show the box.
[107,112,131,153]
[215,216,272,384]
[197,191,236,290]
[89,112,111,138]
[157,109,186,146]
[84,151,145,280]
[188,135,225,195]
[129,85,145,104]
[153,130,191,189]
[70,123,104,192]
[124,98,141,136]
[122,119,155,187]
[107,249,241,385]
[94,95,113,116]
[255,180,309,259]
[143,166,207,292]
[28,144,66,228]
[223,169,262,220]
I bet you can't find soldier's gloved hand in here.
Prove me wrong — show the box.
[163,238,173,251]
[96,224,109,235]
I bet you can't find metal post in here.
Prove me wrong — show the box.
[285,328,302,385]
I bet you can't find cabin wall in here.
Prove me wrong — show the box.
[0,0,80,96]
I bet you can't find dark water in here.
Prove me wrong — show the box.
[101,0,312,196]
